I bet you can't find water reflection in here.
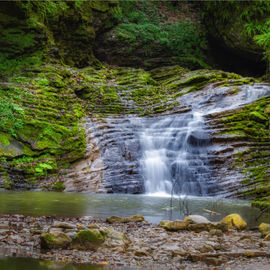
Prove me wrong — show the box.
[0,191,269,227]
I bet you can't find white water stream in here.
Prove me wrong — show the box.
[140,83,270,196]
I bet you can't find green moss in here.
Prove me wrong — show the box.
[52,181,65,192]
[43,233,55,243]
[74,229,105,243]
[0,133,10,146]
[218,95,270,208]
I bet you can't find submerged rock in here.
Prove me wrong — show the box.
[106,215,144,224]
[221,214,247,230]
[40,232,72,249]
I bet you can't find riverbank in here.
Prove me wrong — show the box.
[1,214,270,269]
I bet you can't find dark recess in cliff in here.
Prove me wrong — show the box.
[207,37,267,77]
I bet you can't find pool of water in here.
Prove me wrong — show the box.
[0,191,269,227]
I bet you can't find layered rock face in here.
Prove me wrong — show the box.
[0,1,269,208]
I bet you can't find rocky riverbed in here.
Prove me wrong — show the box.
[1,214,270,269]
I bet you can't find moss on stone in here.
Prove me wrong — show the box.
[218,95,270,209]
[72,229,105,251]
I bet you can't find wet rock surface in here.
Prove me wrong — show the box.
[1,214,270,269]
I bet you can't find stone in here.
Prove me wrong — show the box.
[40,232,72,250]
[134,249,149,257]
[188,222,228,233]
[187,254,224,266]
[52,222,76,229]
[188,223,211,232]
[160,220,189,231]
[209,229,223,237]
[264,233,270,241]
[197,244,215,253]
[159,220,170,227]
[184,215,210,224]
[221,214,247,230]
[203,257,224,266]
[71,229,105,251]
[49,227,64,234]
[259,223,270,237]
[103,227,129,248]
[106,215,144,224]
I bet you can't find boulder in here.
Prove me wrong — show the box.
[106,215,144,224]
[184,215,210,224]
[221,214,247,230]
[40,232,72,249]
[71,229,105,251]
[259,223,270,237]
[160,220,189,231]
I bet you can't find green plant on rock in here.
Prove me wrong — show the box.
[0,96,24,137]
[34,162,53,175]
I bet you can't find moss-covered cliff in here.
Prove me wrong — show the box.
[0,0,269,210]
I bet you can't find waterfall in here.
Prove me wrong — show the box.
[140,83,270,196]
[140,111,217,196]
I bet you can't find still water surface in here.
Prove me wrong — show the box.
[0,191,269,227]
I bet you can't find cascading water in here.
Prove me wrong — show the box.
[140,112,217,196]
[140,83,270,196]
[67,82,270,196]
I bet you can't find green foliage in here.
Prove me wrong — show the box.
[20,0,69,23]
[115,0,207,66]
[0,96,24,137]
[201,1,270,75]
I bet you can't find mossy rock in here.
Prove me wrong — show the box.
[221,214,247,230]
[160,220,189,231]
[249,111,268,124]
[0,138,24,158]
[259,223,270,237]
[106,215,144,223]
[40,232,72,250]
[71,229,105,251]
